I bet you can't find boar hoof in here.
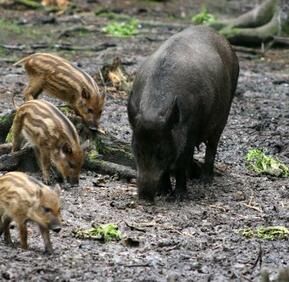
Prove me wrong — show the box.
[138,193,155,203]
[166,191,187,202]
[200,174,213,185]
[4,239,15,247]
[44,248,53,255]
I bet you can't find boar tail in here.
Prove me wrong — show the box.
[12,92,19,110]
[98,68,107,98]
[13,55,31,66]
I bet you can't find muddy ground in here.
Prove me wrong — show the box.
[1,1,289,281]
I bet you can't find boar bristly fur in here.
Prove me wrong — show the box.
[128,26,239,202]
[11,100,84,185]
[14,53,105,130]
[0,172,61,254]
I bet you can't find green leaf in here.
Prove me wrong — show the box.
[102,18,139,37]
[72,223,122,242]
[246,148,289,177]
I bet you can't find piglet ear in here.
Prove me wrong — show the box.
[61,142,72,154]
[81,88,90,99]
[54,184,61,196]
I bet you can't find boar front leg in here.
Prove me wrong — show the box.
[157,171,172,196]
[24,77,44,101]
[174,144,194,199]
[39,225,53,254]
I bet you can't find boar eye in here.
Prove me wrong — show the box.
[87,108,93,114]
[43,207,51,213]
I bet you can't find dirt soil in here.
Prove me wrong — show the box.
[1,1,289,281]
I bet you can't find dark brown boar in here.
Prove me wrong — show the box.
[11,100,84,185]
[127,26,239,201]
[0,172,61,254]
[14,52,105,130]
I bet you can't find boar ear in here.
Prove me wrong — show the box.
[81,139,91,152]
[61,142,72,154]
[36,188,43,198]
[81,88,90,99]
[54,184,61,196]
[167,97,180,129]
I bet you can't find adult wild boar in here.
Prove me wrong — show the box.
[127,26,239,201]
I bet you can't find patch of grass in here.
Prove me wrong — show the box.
[72,223,122,242]
[239,226,289,241]
[0,46,7,57]
[246,148,289,177]
[0,114,11,123]
[192,7,217,25]
[0,19,22,34]
[102,18,139,37]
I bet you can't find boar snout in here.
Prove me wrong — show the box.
[66,176,79,186]
[51,225,61,233]
[137,172,163,202]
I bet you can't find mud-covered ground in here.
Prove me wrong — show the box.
[1,1,289,281]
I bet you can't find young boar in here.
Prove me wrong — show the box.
[128,26,239,201]
[12,100,84,185]
[0,172,61,254]
[14,53,105,130]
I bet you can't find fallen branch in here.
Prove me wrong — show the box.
[1,43,117,53]
[0,145,37,171]
[84,158,136,180]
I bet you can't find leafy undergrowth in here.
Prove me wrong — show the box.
[72,223,122,242]
[239,226,289,241]
[246,149,289,177]
[102,19,139,37]
[192,7,217,24]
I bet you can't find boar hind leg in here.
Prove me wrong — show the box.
[3,217,13,246]
[11,116,23,152]
[39,226,53,254]
[203,133,222,183]
[24,78,44,101]
[18,222,28,249]
[39,151,51,184]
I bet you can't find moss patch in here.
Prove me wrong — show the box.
[72,223,122,242]
[246,148,289,177]
[102,18,139,37]
[239,226,289,241]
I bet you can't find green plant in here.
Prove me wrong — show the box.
[192,7,217,25]
[240,226,289,240]
[102,18,139,37]
[72,223,122,242]
[0,19,22,34]
[5,130,13,143]
[246,148,289,177]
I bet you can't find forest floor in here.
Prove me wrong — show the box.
[1,0,289,281]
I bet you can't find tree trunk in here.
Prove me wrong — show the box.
[208,0,284,46]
